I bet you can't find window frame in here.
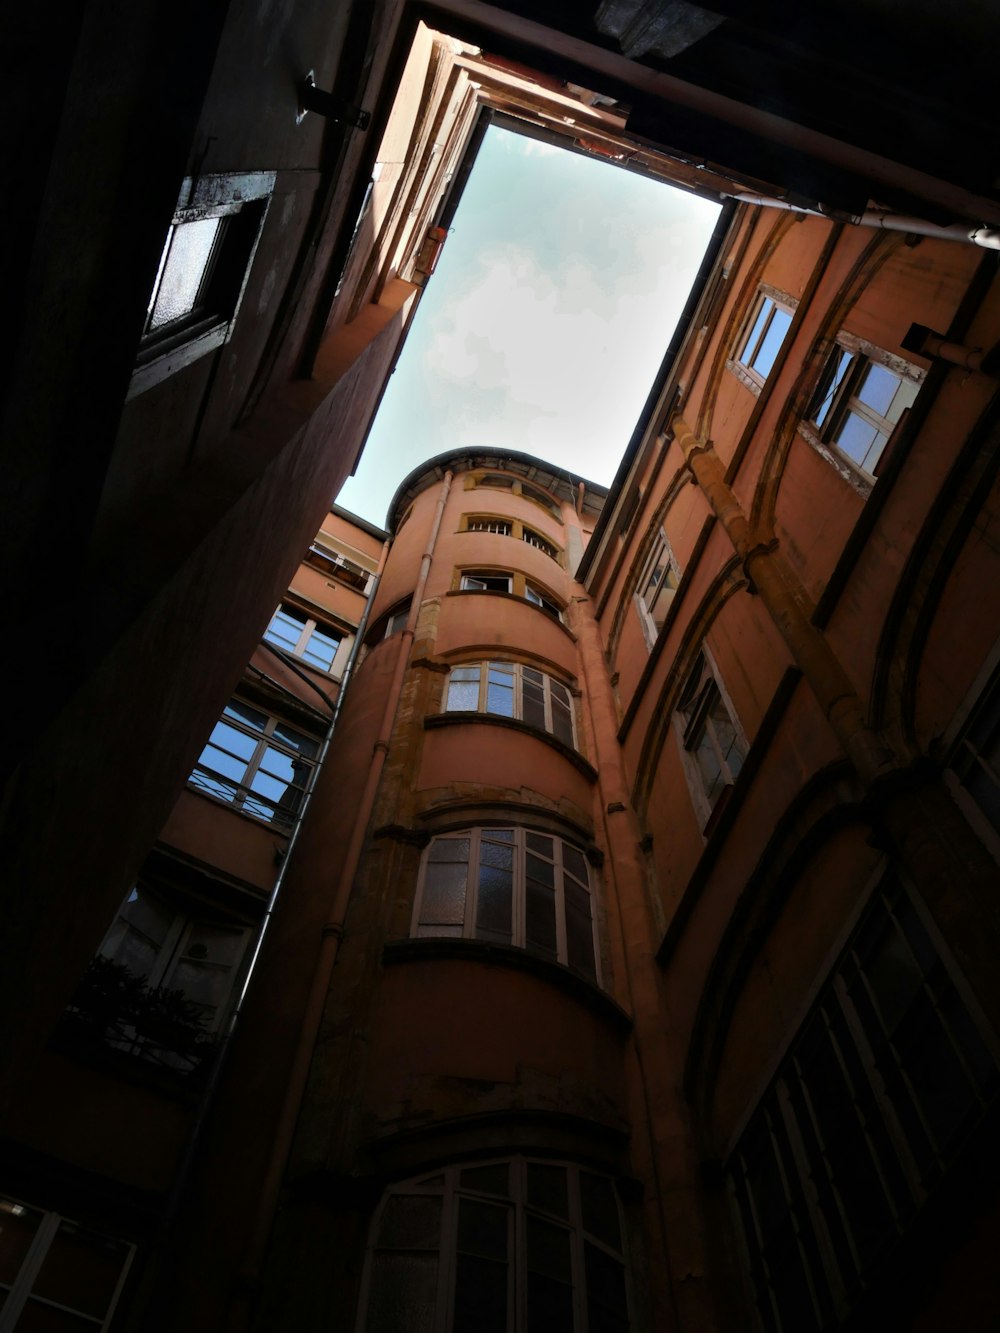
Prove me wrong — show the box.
[803,334,923,480]
[128,172,274,400]
[457,569,565,621]
[412,827,600,982]
[0,1196,134,1333]
[264,602,345,674]
[733,288,796,389]
[188,697,320,830]
[357,1157,631,1333]
[635,529,681,648]
[443,660,577,748]
[726,878,1000,1333]
[302,541,374,592]
[674,650,748,828]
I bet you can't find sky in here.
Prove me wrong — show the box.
[336,125,722,528]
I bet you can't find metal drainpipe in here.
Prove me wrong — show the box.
[159,546,388,1240]
[732,194,1000,249]
[234,470,454,1315]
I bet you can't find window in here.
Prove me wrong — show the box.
[949,665,1000,838]
[467,517,512,535]
[303,542,372,592]
[736,292,794,386]
[0,1196,133,1333]
[385,606,410,638]
[361,1158,630,1333]
[461,570,514,593]
[264,603,343,672]
[525,583,562,620]
[808,338,922,476]
[413,828,598,980]
[445,661,576,747]
[188,699,318,829]
[129,172,273,399]
[522,527,559,560]
[636,532,679,645]
[728,880,998,1333]
[676,652,746,820]
[522,481,562,520]
[63,884,251,1074]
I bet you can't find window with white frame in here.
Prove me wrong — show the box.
[0,1196,134,1333]
[461,570,514,593]
[444,661,576,747]
[188,699,318,829]
[736,291,794,386]
[525,583,562,620]
[413,828,598,980]
[130,172,273,399]
[360,1158,630,1333]
[264,603,343,672]
[675,652,746,820]
[636,531,680,645]
[807,337,922,477]
[728,879,999,1333]
[302,542,372,592]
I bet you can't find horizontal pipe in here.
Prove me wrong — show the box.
[732,194,1000,249]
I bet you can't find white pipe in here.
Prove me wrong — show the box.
[732,194,1000,249]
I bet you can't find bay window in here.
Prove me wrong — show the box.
[444,661,576,748]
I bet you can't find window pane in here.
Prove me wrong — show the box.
[447,679,480,711]
[486,677,515,716]
[223,701,268,733]
[476,864,513,941]
[526,1217,573,1333]
[585,1242,628,1322]
[551,695,574,746]
[566,901,596,980]
[480,839,514,871]
[454,1200,508,1333]
[739,301,771,365]
[581,1174,620,1248]
[856,362,901,415]
[264,609,304,652]
[562,845,588,884]
[32,1220,130,1320]
[835,412,880,466]
[813,348,854,426]
[377,1195,441,1250]
[527,1164,568,1220]
[430,838,471,862]
[0,1200,44,1284]
[207,720,258,762]
[526,833,552,857]
[460,1164,510,1198]
[525,878,557,956]
[366,1253,438,1333]
[420,863,469,927]
[751,305,792,377]
[271,724,318,758]
[302,628,339,669]
[148,217,221,329]
[522,677,546,730]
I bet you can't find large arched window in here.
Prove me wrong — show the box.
[413,828,598,981]
[444,661,575,748]
[360,1158,630,1332]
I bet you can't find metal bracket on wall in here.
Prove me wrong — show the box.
[296,71,371,129]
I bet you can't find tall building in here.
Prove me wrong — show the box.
[3,3,1000,1330]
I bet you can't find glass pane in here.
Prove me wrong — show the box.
[527,1164,568,1219]
[835,412,880,466]
[526,853,554,885]
[486,680,515,716]
[377,1195,441,1250]
[458,1199,508,1260]
[526,1217,573,1332]
[366,1252,437,1333]
[207,721,258,761]
[551,697,574,746]
[271,724,318,758]
[585,1242,628,1316]
[460,1164,510,1198]
[223,700,268,732]
[751,305,792,378]
[148,217,221,329]
[447,680,480,711]
[525,880,557,955]
[420,863,469,926]
[476,866,513,940]
[566,903,596,979]
[198,743,250,785]
[562,845,588,884]
[33,1219,130,1318]
[0,1199,43,1283]
[739,301,771,365]
[429,838,471,863]
[480,840,514,871]
[857,362,901,415]
[522,679,546,730]
[813,347,854,426]
[454,1255,508,1333]
[581,1174,620,1248]
[302,629,339,669]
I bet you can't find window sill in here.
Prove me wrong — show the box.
[445,588,576,640]
[425,712,597,782]
[382,938,632,1034]
[797,423,874,499]
[128,321,230,401]
[725,358,763,396]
